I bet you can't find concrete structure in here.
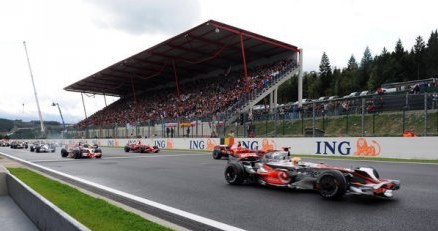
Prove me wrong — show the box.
[0,164,89,231]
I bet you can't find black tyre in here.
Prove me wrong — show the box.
[212,150,222,159]
[317,170,347,199]
[73,150,82,159]
[124,146,130,152]
[224,163,246,185]
[36,148,40,153]
[139,147,145,153]
[61,149,68,157]
[30,147,34,152]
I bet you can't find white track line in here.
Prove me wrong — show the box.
[30,153,209,163]
[0,152,246,231]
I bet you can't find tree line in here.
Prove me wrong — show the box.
[278,30,438,102]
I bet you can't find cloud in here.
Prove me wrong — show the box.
[86,0,201,35]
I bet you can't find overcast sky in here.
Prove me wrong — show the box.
[1,0,437,124]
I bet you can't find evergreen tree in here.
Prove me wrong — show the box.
[347,55,358,71]
[426,30,438,77]
[319,52,332,95]
[359,47,373,89]
[360,46,373,69]
[394,39,405,58]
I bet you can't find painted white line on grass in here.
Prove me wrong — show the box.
[0,151,246,231]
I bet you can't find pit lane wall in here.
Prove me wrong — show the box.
[40,137,438,160]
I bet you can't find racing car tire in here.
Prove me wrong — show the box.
[225,163,245,185]
[317,170,347,199]
[36,148,40,153]
[212,150,222,159]
[124,146,130,152]
[139,147,145,153]
[30,147,34,152]
[61,149,68,157]
[73,150,82,159]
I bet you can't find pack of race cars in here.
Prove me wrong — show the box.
[1,140,160,160]
[2,138,401,199]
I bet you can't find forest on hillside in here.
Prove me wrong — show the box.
[278,30,438,103]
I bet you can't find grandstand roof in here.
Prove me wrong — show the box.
[64,20,300,97]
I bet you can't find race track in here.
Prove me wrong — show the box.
[1,146,438,231]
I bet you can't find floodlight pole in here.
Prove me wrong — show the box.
[23,41,45,133]
[298,49,303,108]
[52,102,66,130]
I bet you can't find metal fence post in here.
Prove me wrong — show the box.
[424,93,428,136]
[361,98,365,137]
[312,102,316,137]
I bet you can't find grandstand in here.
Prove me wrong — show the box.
[65,20,303,138]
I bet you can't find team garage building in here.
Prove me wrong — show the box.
[64,20,436,160]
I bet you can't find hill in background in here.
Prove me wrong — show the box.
[0,118,63,139]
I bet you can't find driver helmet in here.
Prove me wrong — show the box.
[291,157,302,165]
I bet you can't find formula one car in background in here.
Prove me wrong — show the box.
[0,140,10,147]
[61,143,102,159]
[224,151,400,199]
[29,142,56,153]
[124,142,160,153]
[212,142,290,159]
[10,141,28,149]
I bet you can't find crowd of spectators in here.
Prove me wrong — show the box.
[75,59,296,129]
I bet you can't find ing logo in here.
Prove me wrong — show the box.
[207,139,217,150]
[354,138,380,156]
[166,139,174,149]
[261,139,276,151]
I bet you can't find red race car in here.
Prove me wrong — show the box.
[124,141,160,153]
[212,142,290,159]
[60,143,102,159]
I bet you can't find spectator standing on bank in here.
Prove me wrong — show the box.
[166,127,170,137]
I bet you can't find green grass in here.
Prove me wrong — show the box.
[8,168,173,231]
[295,154,438,163]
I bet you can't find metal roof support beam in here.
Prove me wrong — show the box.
[240,33,249,93]
[131,76,137,104]
[172,60,181,98]
[209,21,300,53]
[81,92,88,119]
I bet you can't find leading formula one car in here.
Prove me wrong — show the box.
[224,151,400,199]
[60,143,102,159]
[124,142,160,153]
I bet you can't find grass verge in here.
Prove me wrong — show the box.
[295,154,438,164]
[8,168,173,231]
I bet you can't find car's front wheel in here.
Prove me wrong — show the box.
[124,146,130,152]
[212,150,222,159]
[61,149,68,157]
[317,170,347,199]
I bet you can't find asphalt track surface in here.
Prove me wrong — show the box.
[1,147,438,231]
